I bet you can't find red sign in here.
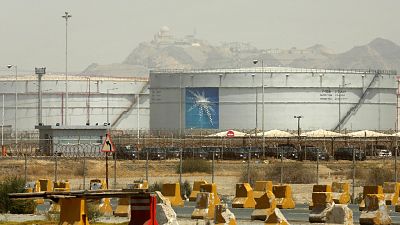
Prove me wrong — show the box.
[226,130,235,138]
[101,132,116,152]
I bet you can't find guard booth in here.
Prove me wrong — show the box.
[35,125,107,157]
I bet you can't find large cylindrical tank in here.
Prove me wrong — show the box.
[149,68,397,132]
[0,74,149,132]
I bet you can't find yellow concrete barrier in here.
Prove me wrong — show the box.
[309,185,332,210]
[264,208,290,225]
[272,185,295,209]
[332,182,350,204]
[59,198,89,225]
[53,181,71,192]
[253,181,273,201]
[214,204,237,225]
[38,179,52,192]
[359,194,391,225]
[232,183,256,208]
[33,180,44,205]
[129,180,149,191]
[89,179,113,216]
[189,180,207,201]
[90,179,107,190]
[383,182,400,206]
[49,181,71,214]
[200,183,220,205]
[309,192,334,223]
[114,198,130,217]
[191,192,215,219]
[359,185,383,211]
[251,191,276,221]
[162,183,184,207]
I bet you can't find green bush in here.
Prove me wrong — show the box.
[180,180,192,199]
[240,163,317,185]
[86,202,102,222]
[0,176,36,214]
[177,159,211,174]
[347,166,396,186]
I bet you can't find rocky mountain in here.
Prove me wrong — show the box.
[82,27,400,77]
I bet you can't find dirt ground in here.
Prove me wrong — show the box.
[0,158,394,203]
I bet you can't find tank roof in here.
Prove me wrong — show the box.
[151,67,397,75]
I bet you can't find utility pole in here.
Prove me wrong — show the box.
[62,12,71,125]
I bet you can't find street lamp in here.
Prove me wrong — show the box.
[62,11,72,125]
[294,116,303,137]
[7,65,17,144]
[106,88,118,127]
[253,59,265,157]
[338,83,351,133]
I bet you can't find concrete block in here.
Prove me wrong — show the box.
[114,198,130,217]
[53,181,70,192]
[214,204,237,225]
[59,198,89,225]
[326,204,354,225]
[162,183,184,207]
[232,183,256,208]
[359,185,383,211]
[156,203,179,225]
[272,185,295,209]
[383,182,400,206]
[254,181,273,201]
[332,182,351,205]
[309,185,332,209]
[200,183,220,205]
[359,194,391,225]
[191,192,215,220]
[127,180,149,191]
[38,179,52,192]
[265,208,290,225]
[251,191,276,221]
[189,180,207,201]
[309,192,334,223]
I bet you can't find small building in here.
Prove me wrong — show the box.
[35,125,108,157]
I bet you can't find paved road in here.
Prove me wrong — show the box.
[174,202,400,224]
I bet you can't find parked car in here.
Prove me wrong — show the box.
[117,145,138,160]
[277,144,299,160]
[377,149,392,157]
[165,147,181,159]
[334,147,366,161]
[141,148,166,160]
[299,146,329,161]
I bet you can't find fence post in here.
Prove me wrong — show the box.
[24,153,27,184]
[146,149,149,181]
[212,148,215,183]
[54,150,58,183]
[179,148,182,185]
[114,151,117,189]
[83,151,86,190]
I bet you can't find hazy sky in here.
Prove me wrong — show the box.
[0,0,399,73]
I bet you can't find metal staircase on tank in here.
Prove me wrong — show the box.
[112,80,149,127]
[333,71,380,131]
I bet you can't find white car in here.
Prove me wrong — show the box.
[377,149,392,157]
